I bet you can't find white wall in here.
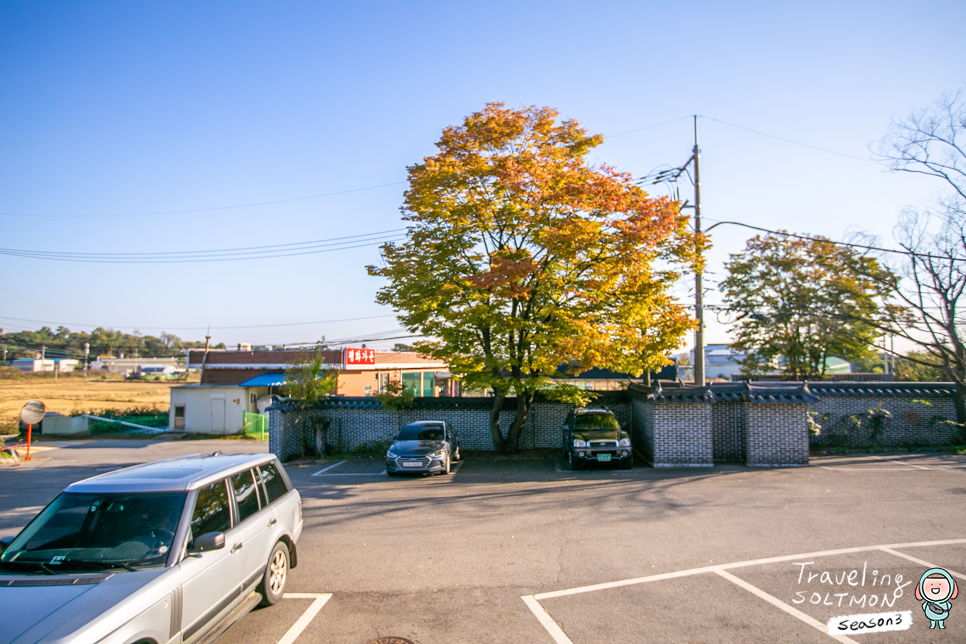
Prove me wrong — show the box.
[169,385,247,434]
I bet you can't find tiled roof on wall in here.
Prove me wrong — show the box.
[805,381,955,398]
[646,381,715,404]
[744,383,819,404]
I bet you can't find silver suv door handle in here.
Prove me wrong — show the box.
[268,519,277,527]
[231,543,243,553]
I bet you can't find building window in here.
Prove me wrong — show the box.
[422,372,434,397]
[401,372,420,395]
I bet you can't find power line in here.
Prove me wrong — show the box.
[0,229,407,264]
[0,313,399,332]
[705,220,966,263]
[0,116,881,224]
[699,116,882,165]
[604,116,694,139]
[0,181,408,219]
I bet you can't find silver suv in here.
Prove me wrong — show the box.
[0,452,302,644]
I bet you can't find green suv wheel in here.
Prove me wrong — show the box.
[568,450,582,471]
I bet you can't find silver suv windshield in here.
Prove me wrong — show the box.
[0,492,186,572]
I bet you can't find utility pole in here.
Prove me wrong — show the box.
[692,116,705,387]
[84,343,90,375]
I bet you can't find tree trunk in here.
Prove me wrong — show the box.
[489,390,507,453]
[313,415,331,457]
[954,383,966,443]
[505,391,534,454]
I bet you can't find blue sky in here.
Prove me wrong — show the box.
[1,1,964,352]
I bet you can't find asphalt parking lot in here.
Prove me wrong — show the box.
[1,441,964,643]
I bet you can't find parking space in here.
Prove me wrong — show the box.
[2,445,965,643]
[224,593,332,644]
[526,540,966,643]
[311,459,466,478]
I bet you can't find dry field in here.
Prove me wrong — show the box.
[0,377,182,428]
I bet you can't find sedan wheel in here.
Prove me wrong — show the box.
[443,454,451,475]
[259,542,289,606]
[453,445,461,461]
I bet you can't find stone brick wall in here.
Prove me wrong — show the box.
[631,398,654,462]
[268,382,960,466]
[745,403,809,467]
[268,393,632,461]
[712,401,745,462]
[807,396,958,448]
[651,403,713,467]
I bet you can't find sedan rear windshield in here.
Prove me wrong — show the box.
[0,492,186,572]
[396,424,444,441]
[575,413,619,431]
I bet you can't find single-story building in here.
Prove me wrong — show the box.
[91,356,179,376]
[170,347,450,434]
[10,358,79,373]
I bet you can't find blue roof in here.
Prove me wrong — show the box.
[238,372,286,387]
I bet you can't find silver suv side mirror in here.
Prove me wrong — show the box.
[190,532,226,553]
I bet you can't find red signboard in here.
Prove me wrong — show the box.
[343,347,376,366]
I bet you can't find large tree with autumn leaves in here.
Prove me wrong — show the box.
[368,103,700,453]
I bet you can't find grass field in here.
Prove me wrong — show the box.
[0,377,183,430]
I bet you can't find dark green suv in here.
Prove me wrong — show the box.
[562,407,633,470]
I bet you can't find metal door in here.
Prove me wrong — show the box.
[210,398,226,434]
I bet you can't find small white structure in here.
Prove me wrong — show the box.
[92,356,178,377]
[169,383,272,434]
[53,359,79,373]
[9,359,77,372]
[11,359,55,372]
[41,414,89,435]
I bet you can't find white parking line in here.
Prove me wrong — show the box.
[880,547,966,582]
[532,537,966,601]
[554,458,635,474]
[715,569,858,644]
[312,460,465,477]
[521,595,574,644]
[523,538,966,642]
[317,472,389,477]
[820,466,929,471]
[873,455,931,470]
[311,461,346,476]
[278,593,332,644]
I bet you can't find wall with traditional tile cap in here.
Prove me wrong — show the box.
[267,381,960,464]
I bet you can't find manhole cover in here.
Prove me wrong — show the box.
[366,638,414,644]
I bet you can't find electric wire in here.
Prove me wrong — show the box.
[698,116,882,165]
[0,181,407,219]
[0,230,407,264]
[0,313,399,332]
[704,220,966,263]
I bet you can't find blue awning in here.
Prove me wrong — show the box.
[239,373,286,387]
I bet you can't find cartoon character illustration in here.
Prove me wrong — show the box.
[916,567,959,629]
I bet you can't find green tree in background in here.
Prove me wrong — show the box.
[0,326,220,362]
[368,103,699,453]
[721,233,896,378]
[280,347,339,457]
